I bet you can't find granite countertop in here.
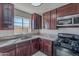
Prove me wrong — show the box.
[0,34,58,48]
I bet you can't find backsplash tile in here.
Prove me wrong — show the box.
[0,30,14,37]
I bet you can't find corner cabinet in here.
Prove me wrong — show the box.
[39,39,53,56]
[31,13,42,30]
[39,39,44,52]
[30,38,39,55]
[43,39,53,56]
[0,3,14,30]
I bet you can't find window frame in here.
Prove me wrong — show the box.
[14,16,31,32]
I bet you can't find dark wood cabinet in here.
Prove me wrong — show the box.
[43,10,57,30]
[57,3,76,17]
[30,38,39,55]
[39,39,44,52]
[0,38,53,56]
[50,9,57,29]
[16,41,30,56]
[4,49,16,56]
[0,4,3,30]
[0,44,16,56]
[16,45,26,56]
[31,13,42,30]
[43,39,53,56]
[3,3,14,30]
[39,39,53,56]
[43,3,79,29]
[0,3,14,30]
[43,12,51,29]
[75,3,79,14]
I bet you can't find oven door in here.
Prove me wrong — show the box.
[55,46,78,56]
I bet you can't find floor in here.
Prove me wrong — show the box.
[32,51,47,56]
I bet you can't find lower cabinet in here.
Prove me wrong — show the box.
[39,39,44,52]
[39,39,53,56]
[30,38,39,55]
[43,39,53,56]
[16,40,31,56]
[0,44,16,56]
[4,49,16,56]
[0,38,53,56]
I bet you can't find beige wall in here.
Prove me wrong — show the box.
[14,9,32,19]
[0,30,14,37]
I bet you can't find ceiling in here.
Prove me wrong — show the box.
[14,3,68,15]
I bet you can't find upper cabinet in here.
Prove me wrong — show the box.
[43,10,57,30]
[0,4,3,30]
[0,3,14,30]
[57,3,76,17]
[31,13,42,30]
[50,9,57,29]
[75,3,79,14]
[43,11,51,29]
[43,3,79,29]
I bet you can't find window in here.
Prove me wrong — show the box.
[14,16,31,34]
[14,17,22,27]
[23,18,30,27]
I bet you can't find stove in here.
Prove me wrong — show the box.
[54,33,79,56]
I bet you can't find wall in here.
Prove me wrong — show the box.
[58,28,79,35]
[0,30,14,37]
[40,28,79,36]
[14,9,31,19]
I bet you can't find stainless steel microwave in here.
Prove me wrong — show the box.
[57,14,79,25]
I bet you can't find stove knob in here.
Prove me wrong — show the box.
[55,42,59,46]
[74,47,78,51]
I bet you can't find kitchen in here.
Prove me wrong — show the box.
[0,3,79,56]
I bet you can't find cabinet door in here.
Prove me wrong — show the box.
[16,46,25,56]
[5,49,16,56]
[50,9,57,29]
[16,41,31,56]
[31,13,42,29]
[0,44,16,56]
[36,15,42,29]
[57,3,76,17]
[39,39,44,52]
[76,3,79,14]
[0,49,16,56]
[3,3,14,30]
[0,4,3,30]
[43,12,51,29]
[43,40,53,56]
[31,14,36,29]
[26,42,31,56]
[30,39,39,55]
